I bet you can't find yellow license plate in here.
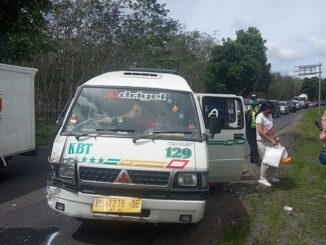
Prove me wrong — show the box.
[91,197,142,213]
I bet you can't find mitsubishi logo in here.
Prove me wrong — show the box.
[115,170,131,183]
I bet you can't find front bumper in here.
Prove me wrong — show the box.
[280,109,287,114]
[46,186,206,223]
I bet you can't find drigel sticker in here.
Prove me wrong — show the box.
[119,91,166,101]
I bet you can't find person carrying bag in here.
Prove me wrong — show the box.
[256,101,278,187]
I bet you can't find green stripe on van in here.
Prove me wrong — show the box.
[208,139,246,146]
[208,141,225,145]
[104,158,120,165]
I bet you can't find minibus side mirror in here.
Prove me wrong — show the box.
[56,117,64,128]
[209,117,222,136]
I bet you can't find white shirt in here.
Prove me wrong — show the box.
[256,112,273,141]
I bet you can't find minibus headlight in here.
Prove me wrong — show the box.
[177,172,198,187]
[58,164,74,179]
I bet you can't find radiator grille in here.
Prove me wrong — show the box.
[79,166,120,182]
[79,166,170,186]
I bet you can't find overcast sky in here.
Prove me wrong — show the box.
[160,0,326,76]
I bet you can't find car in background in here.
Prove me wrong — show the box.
[270,100,280,118]
[279,101,290,115]
[292,100,301,110]
[293,95,308,109]
[307,101,318,108]
[287,100,297,112]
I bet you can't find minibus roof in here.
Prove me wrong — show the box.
[84,71,193,92]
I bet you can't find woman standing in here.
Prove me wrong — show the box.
[256,101,277,187]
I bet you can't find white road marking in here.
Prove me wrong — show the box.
[46,231,59,245]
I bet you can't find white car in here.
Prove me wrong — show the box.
[279,101,290,115]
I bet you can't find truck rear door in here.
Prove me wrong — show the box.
[197,94,246,183]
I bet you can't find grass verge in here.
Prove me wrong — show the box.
[220,108,326,244]
[35,119,58,146]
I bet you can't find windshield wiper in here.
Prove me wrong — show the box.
[133,130,193,143]
[152,131,193,135]
[74,128,135,140]
[96,128,135,133]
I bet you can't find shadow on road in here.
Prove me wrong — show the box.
[0,226,58,245]
[0,146,51,204]
[71,190,250,244]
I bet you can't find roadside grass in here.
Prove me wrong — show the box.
[35,118,58,146]
[220,108,326,244]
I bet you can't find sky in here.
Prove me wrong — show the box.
[159,0,326,77]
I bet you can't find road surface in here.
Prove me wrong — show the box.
[0,110,306,245]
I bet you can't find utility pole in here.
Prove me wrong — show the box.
[318,63,322,115]
[295,63,323,114]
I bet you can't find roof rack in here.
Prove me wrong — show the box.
[127,68,177,75]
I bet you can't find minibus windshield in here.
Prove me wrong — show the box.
[62,87,201,140]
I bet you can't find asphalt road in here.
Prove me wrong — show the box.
[0,109,306,245]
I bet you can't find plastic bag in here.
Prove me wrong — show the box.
[275,143,288,160]
[262,146,284,167]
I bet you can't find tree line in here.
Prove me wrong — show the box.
[0,0,314,121]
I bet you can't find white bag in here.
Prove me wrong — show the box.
[275,143,289,160]
[262,146,284,167]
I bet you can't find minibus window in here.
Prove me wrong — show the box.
[62,87,201,140]
[202,97,244,130]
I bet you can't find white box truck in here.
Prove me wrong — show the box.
[46,69,245,223]
[0,63,38,167]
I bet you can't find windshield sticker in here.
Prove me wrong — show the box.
[104,90,119,100]
[119,91,166,101]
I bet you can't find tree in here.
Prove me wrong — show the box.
[268,73,302,100]
[204,27,271,96]
[301,77,325,100]
[29,0,217,120]
[0,0,52,63]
